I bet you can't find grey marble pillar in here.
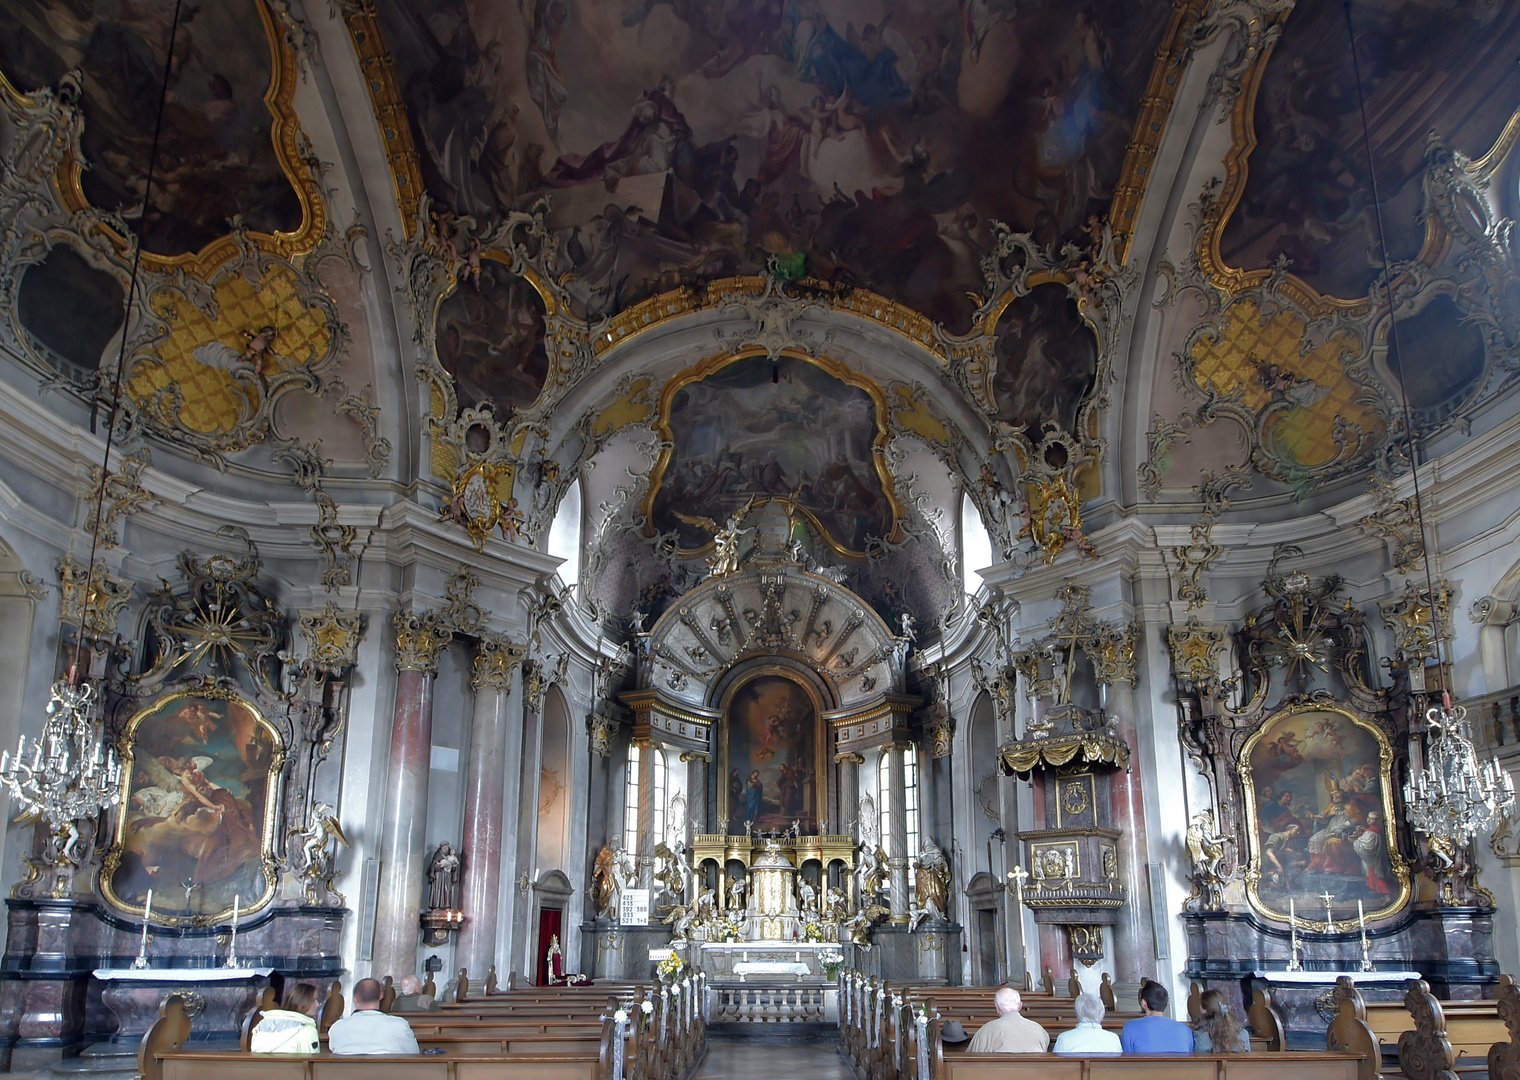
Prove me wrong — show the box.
[888,745,909,923]
[636,740,655,881]
[1106,679,1157,984]
[456,634,523,980]
[511,705,542,980]
[683,751,709,838]
[371,612,451,981]
[837,753,861,834]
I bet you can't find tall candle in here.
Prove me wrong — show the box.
[141,888,153,948]
[1289,897,1295,926]
[1358,899,1366,931]
[232,894,239,928]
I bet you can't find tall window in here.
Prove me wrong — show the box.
[622,743,667,853]
[548,479,582,588]
[960,491,994,597]
[624,743,641,847]
[877,745,922,887]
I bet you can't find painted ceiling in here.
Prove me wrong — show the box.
[0,0,1519,622]
[372,0,1176,329]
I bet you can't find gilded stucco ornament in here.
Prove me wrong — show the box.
[473,633,527,693]
[1172,511,1224,611]
[298,603,364,675]
[56,555,132,643]
[393,612,453,676]
[1379,579,1452,664]
[84,448,152,551]
[1355,473,1426,576]
[1182,808,1234,912]
[1167,619,1228,686]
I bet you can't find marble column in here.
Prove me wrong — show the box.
[836,753,862,908]
[1106,677,1157,985]
[887,744,909,923]
[456,633,525,980]
[636,739,655,881]
[512,660,546,980]
[371,611,452,982]
[683,751,709,838]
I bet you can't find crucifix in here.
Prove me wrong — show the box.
[1007,865,1029,908]
[1320,890,1336,932]
[182,878,200,914]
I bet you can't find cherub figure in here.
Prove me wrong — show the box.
[499,498,523,542]
[465,236,483,290]
[242,325,277,376]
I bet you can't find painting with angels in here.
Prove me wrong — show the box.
[370,0,1174,329]
[105,690,281,921]
[647,354,897,555]
[1241,704,1408,923]
[722,674,823,835]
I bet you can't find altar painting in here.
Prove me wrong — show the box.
[105,689,282,922]
[722,675,823,835]
[1240,703,1409,924]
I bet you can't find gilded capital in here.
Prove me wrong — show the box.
[473,632,527,691]
[393,610,452,674]
[299,602,363,673]
[57,554,133,640]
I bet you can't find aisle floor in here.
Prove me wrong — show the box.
[694,1036,854,1079]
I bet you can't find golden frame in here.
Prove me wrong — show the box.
[641,348,905,560]
[1238,700,1411,929]
[716,667,830,835]
[1194,11,1520,315]
[101,685,286,925]
[0,0,325,277]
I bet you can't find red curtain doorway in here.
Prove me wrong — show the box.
[535,907,563,985]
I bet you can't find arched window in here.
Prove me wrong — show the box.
[548,478,582,588]
[960,491,994,597]
[877,745,922,887]
[622,742,667,853]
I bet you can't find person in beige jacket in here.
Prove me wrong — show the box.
[966,987,1050,1053]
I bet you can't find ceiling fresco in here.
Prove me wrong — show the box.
[991,281,1097,436]
[435,257,550,416]
[1216,0,1520,303]
[645,353,899,557]
[0,0,306,259]
[368,0,1176,329]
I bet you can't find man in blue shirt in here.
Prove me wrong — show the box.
[1120,980,1194,1053]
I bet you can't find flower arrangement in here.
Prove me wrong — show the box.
[803,920,824,942]
[820,947,844,980]
[719,916,742,942]
[657,953,686,981]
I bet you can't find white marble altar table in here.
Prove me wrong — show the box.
[733,961,811,980]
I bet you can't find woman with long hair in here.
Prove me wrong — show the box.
[1192,988,1250,1054]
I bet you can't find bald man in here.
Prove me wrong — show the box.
[966,986,1050,1054]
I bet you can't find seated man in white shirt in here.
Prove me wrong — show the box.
[1054,992,1122,1054]
[327,977,421,1055]
[965,987,1050,1053]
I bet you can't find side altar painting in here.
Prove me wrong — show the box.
[722,675,823,835]
[104,689,283,922]
[1240,703,1409,923]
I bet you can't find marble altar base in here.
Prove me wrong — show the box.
[1247,969,1423,1048]
[697,942,852,980]
[93,967,275,1044]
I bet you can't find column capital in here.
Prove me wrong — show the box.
[473,632,527,690]
[394,610,453,674]
[834,752,865,765]
[679,750,711,762]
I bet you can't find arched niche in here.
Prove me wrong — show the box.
[537,685,573,876]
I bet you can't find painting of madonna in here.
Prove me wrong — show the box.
[108,692,278,919]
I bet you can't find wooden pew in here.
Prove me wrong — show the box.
[1326,977,1383,1080]
[928,1051,1363,1080]
[1487,973,1520,1080]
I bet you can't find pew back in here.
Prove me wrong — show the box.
[937,1051,1362,1080]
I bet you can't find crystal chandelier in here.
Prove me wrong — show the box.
[1403,697,1514,852]
[0,673,122,835]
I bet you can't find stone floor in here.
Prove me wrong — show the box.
[694,1035,854,1079]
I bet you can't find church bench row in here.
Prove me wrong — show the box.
[158,1052,607,1080]
[930,1052,1364,1080]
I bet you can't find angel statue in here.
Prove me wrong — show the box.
[289,803,349,902]
[727,874,747,912]
[823,885,847,924]
[427,842,462,911]
[862,844,890,902]
[797,877,818,912]
[653,841,686,904]
[1184,809,1232,911]
[674,496,757,577]
[660,901,697,943]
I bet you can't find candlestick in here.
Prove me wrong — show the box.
[1286,897,1303,972]
[130,888,153,970]
[1358,899,1365,932]
[224,894,240,969]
